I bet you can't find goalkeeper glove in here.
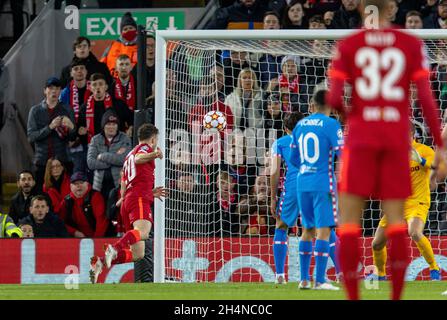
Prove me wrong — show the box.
[411,148,423,164]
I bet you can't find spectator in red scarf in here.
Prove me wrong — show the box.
[27,77,76,188]
[77,73,132,149]
[279,55,300,112]
[60,59,92,173]
[58,172,109,238]
[60,58,91,115]
[43,157,71,213]
[112,54,136,111]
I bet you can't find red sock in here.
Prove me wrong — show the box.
[113,229,141,251]
[386,224,410,300]
[112,249,133,265]
[338,223,361,300]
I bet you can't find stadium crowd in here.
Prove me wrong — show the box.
[1,0,447,239]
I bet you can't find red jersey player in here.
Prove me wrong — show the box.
[89,124,165,283]
[326,0,446,300]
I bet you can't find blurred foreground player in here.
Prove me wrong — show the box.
[89,124,165,283]
[326,0,445,300]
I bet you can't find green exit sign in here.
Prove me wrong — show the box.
[80,12,185,40]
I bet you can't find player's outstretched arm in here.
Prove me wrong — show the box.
[135,148,162,164]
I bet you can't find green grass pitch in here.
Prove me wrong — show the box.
[0,281,446,300]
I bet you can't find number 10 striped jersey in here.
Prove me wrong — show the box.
[122,143,155,201]
[290,113,343,192]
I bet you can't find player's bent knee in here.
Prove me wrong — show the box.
[133,220,152,240]
[409,230,423,242]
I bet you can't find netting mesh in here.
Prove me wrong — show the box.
[161,37,447,283]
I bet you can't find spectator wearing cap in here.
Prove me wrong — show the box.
[60,36,112,88]
[101,12,138,77]
[205,0,270,30]
[27,77,76,188]
[87,110,132,201]
[281,0,308,29]
[405,10,424,29]
[424,0,447,28]
[329,0,361,29]
[58,172,109,238]
[19,195,69,238]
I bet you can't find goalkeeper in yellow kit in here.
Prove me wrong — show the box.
[371,124,441,281]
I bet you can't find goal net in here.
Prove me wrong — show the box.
[153,29,447,283]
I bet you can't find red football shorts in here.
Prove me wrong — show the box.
[339,145,412,200]
[121,195,153,232]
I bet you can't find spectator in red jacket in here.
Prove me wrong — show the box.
[58,172,109,238]
[43,157,71,213]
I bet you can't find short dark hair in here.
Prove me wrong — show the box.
[309,14,324,24]
[263,10,280,21]
[90,73,106,82]
[72,36,91,51]
[138,124,159,141]
[30,195,49,207]
[17,170,34,181]
[312,88,328,110]
[284,112,304,131]
[406,10,422,19]
[70,57,87,69]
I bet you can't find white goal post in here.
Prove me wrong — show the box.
[154,29,447,284]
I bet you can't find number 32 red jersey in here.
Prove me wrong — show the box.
[122,143,155,202]
[330,28,432,150]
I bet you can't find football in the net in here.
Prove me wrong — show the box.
[203,110,227,131]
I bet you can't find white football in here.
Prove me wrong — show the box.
[203,110,227,131]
